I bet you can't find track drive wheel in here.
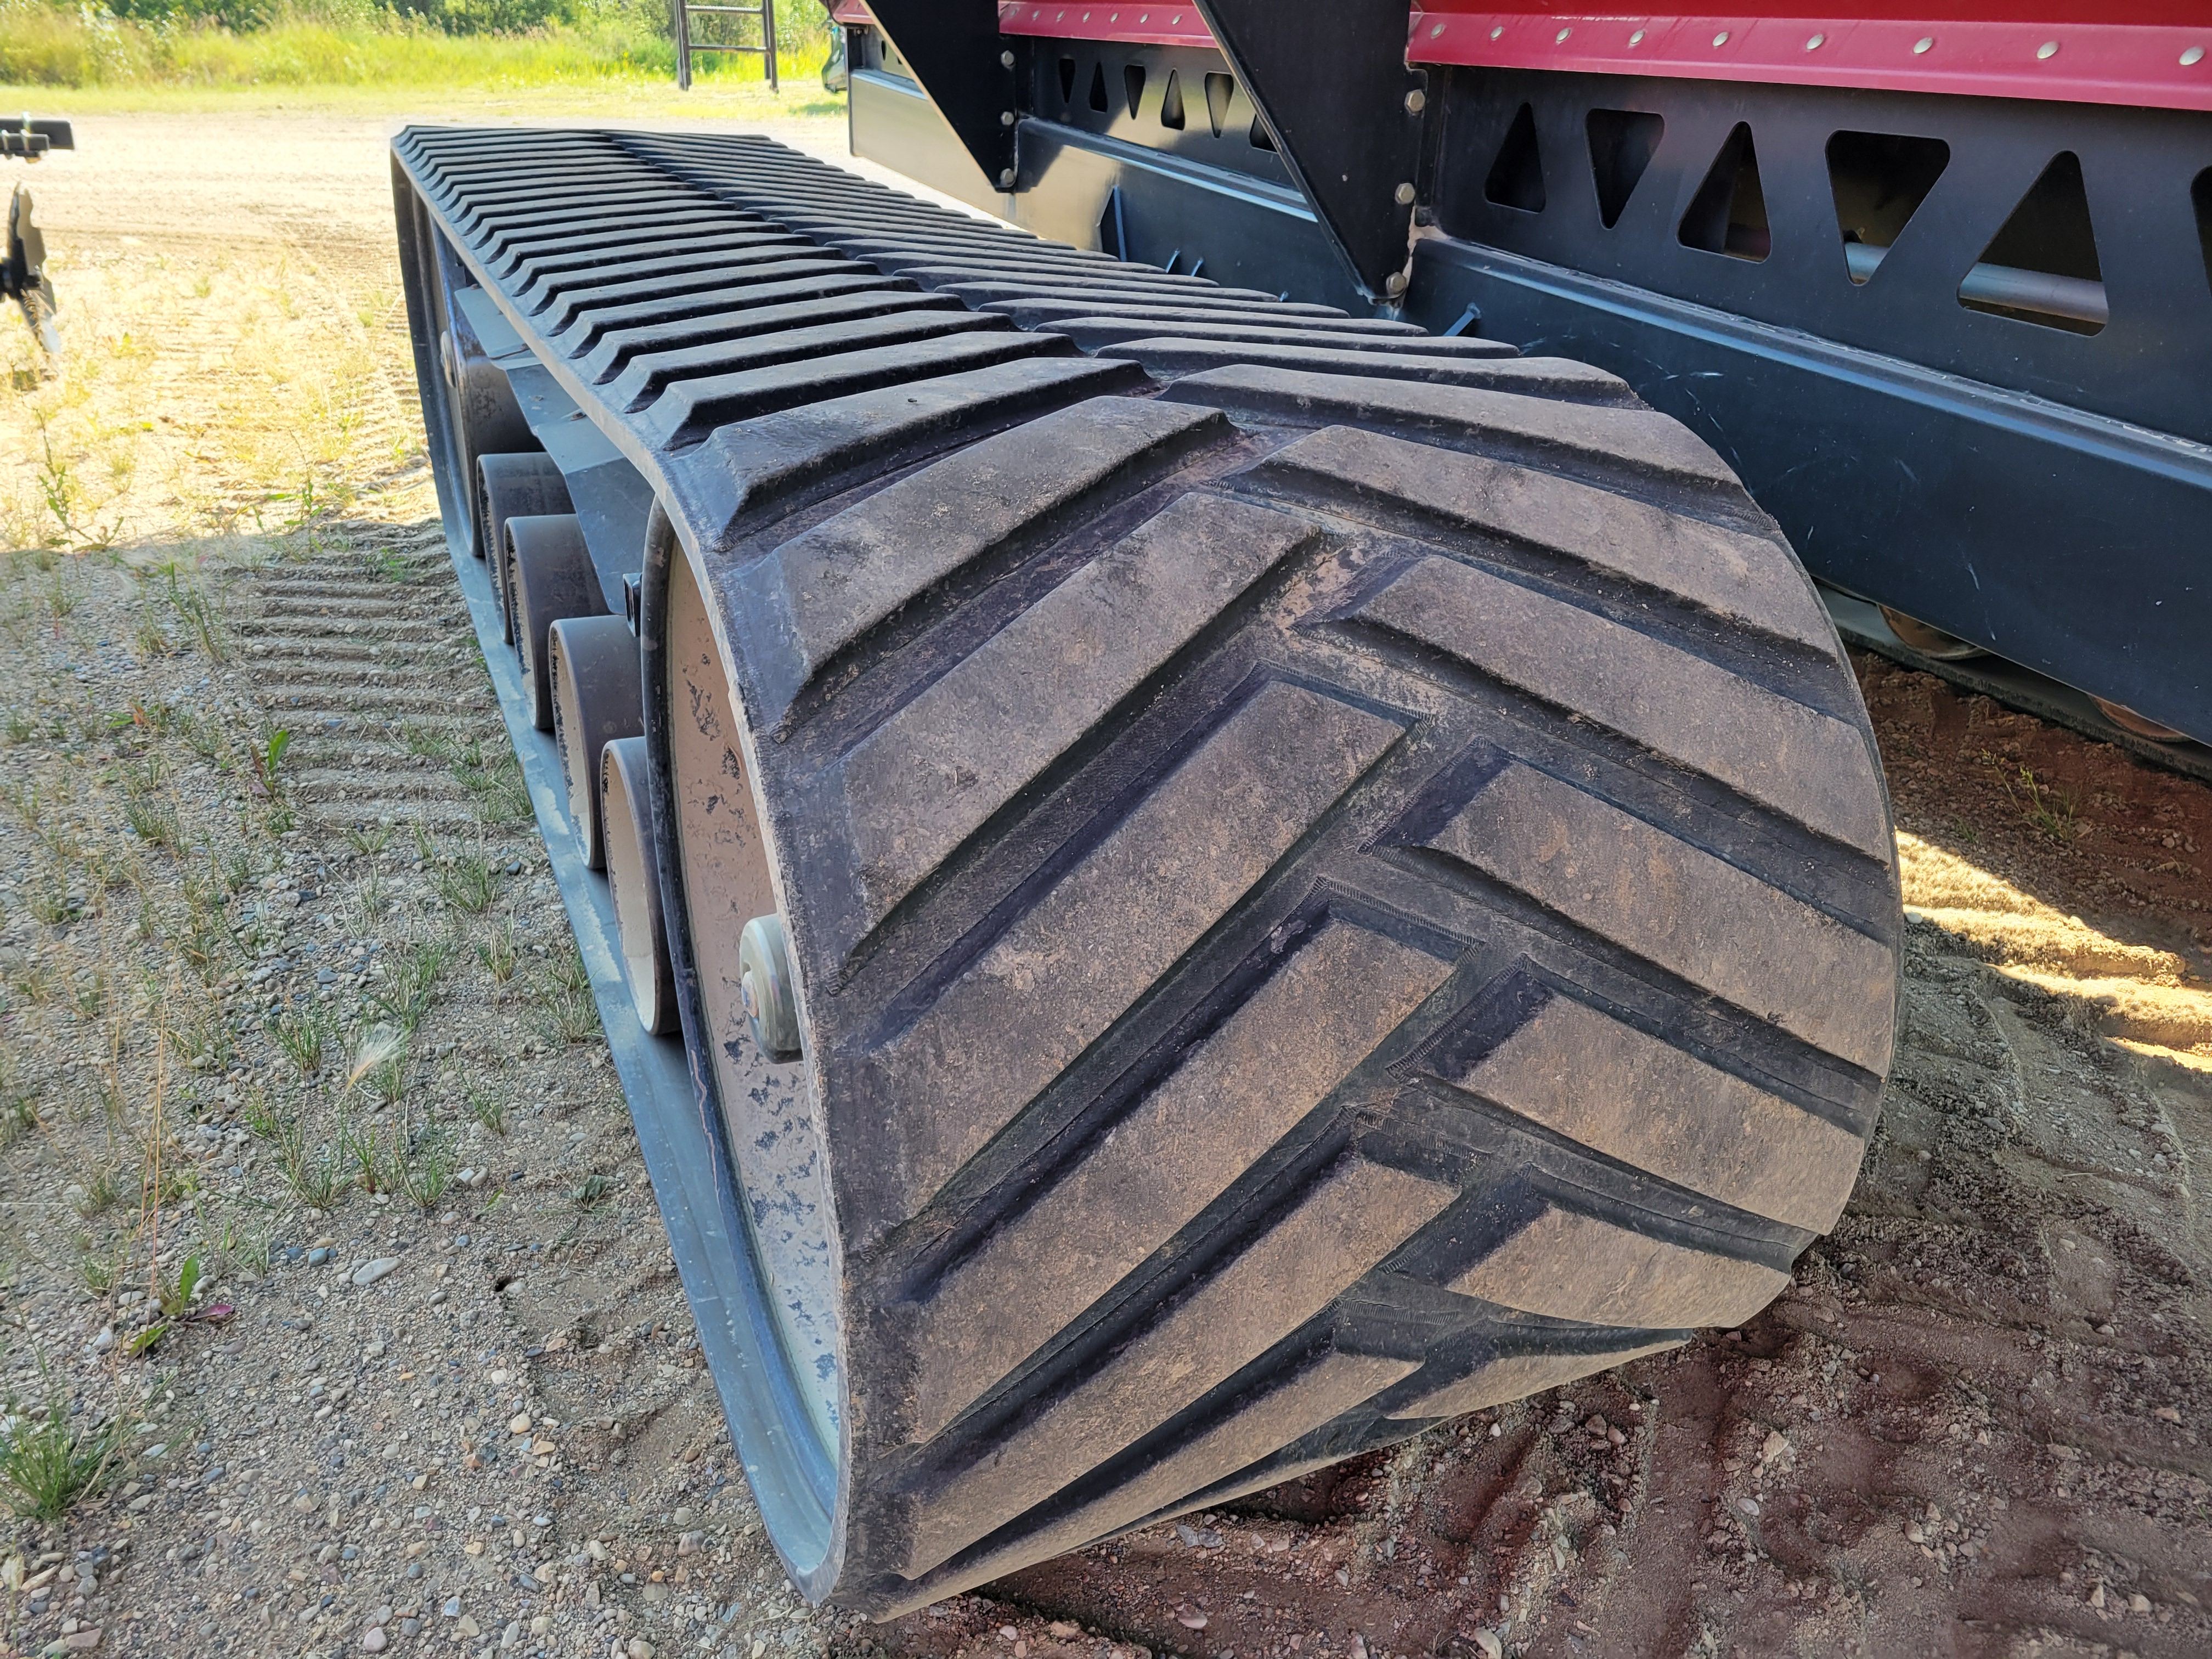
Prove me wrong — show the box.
[644,368,1900,1612]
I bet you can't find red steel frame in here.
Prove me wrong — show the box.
[1406,4,2212,113]
[831,2,2212,112]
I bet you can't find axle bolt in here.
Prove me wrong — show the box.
[1404,89,1425,114]
[1394,182,1416,205]
[738,915,802,1062]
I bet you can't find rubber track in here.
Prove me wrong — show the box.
[393,127,1901,1613]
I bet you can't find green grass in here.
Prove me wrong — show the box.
[0,1378,136,1520]
[0,2,838,100]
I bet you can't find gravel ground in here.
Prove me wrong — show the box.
[2,103,2208,1659]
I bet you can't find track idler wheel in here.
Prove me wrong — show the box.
[550,614,644,871]
[507,514,604,732]
[601,735,678,1036]
[476,454,571,642]
[641,373,1901,1613]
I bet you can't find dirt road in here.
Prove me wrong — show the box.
[2,105,2208,1659]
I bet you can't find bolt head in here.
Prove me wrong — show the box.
[1385,270,1409,295]
[1000,49,1015,68]
[997,167,1016,188]
[1393,182,1416,206]
[1000,109,1015,126]
[1403,89,1425,114]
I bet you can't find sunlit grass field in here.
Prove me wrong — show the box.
[0,0,836,104]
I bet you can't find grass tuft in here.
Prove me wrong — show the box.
[0,1378,136,1521]
[529,944,600,1045]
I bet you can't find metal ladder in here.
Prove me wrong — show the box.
[674,0,777,91]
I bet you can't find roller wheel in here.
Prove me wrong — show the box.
[1878,603,1986,661]
[475,453,571,641]
[602,735,677,1036]
[550,613,644,871]
[507,514,605,732]
[642,366,1900,1612]
[2092,696,2188,743]
[452,364,538,569]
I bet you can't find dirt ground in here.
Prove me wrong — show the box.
[2,106,2208,1659]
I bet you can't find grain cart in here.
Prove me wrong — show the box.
[384,0,2212,1610]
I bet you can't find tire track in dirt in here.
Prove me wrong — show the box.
[240,524,516,839]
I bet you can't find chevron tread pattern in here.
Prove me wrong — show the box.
[393,126,1901,1617]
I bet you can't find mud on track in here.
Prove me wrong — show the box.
[6,108,2209,1659]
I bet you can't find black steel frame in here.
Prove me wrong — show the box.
[849,19,2212,746]
[850,30,1361,307]
[1408,70,2212,742]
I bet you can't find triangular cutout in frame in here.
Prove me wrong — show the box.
[1485,103,1546,215]
[1678,122,1770,261]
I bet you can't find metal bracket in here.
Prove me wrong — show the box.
[0,117,72,160]
[864,0,1018,190]
[1189,0,1424,301]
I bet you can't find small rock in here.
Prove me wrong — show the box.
[1471,1633,1503,1659]
[365,1341,387,1359]
[1174,1613,1207,1631]
[626,1641,654,1659]
[500,1620,521,1650]
[442,1596,462,1618]
[361,1630,388,1654]
[1047,1624,1079,1640]
[456,1613,480,1637]
[507,1414,532,1435]
[308,1248,332,1267]
[1760,1431,1790,1464]
[61,1630,101,1652]
[672,1506,695,1527]
[353,1257,400,1288]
